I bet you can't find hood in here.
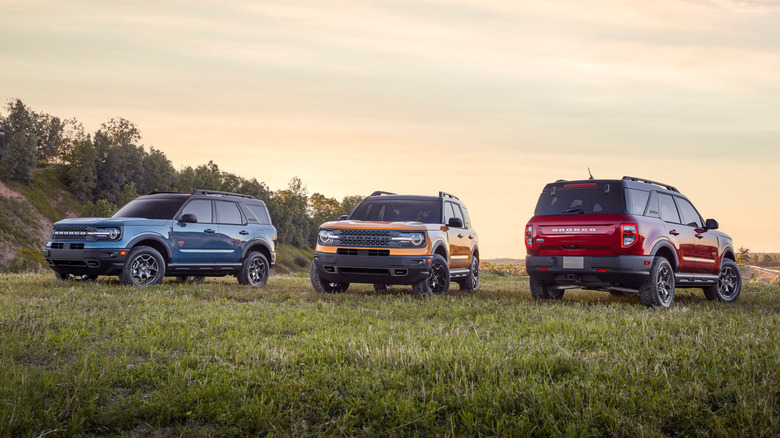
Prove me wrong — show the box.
[54,217,170,227]
[320,220,428,231]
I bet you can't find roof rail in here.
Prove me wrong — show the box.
[369,191,396,196]
[439,191,460,200]
[622,176,679,193]
[192,189,256,199]
[145,191,181,195]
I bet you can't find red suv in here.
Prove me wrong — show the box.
[524,176,742,307]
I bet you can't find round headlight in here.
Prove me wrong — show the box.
[108,228,120,240]
[411,233,424,246]
[318,230,336,244]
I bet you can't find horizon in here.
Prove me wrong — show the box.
[2,0,779,258]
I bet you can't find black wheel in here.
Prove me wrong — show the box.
[639,257,674,308]
[120,246,165,286]
[703,259,742,303]
[176,276,206,284]
[529,276,564,300]
[310,260,349,293]
[458,255,480,292]
[237,252,269,287]
[373,283,394,292]
[412,254,450,295]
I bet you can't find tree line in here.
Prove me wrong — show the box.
[0,99,363,247]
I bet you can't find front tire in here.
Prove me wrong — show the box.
[412,254,450,295]
[458,255,480,292]
[529,276,564,300]
[310,260,349,293]
[120,246,165,286]
[703,259,742,302]
[639,257,674,308]
[237,252,269,287]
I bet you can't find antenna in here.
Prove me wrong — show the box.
[588,167,594,180]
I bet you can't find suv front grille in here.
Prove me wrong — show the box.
[338,229,391,247]
[52,226,89,240]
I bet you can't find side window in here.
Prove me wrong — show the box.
[444,202,456,223]
[624,189,650,215]
[461,205,472,228]
[657,193,681,224]
[245,204,272,225]
[215,201,244,225]
[180,199,212,223]
[675,198,703,228]
[645,191,659,218]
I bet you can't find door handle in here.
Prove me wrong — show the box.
[468,235,474,240]
[669,230,679,236]
[204,229,216,234]
[458,234,463,238]
[695,234,703,239]
[239,230,250,235]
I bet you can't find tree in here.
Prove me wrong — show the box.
[737,247,750,265]
[193,161,222,191]
[93,119,145,203]
[340,195,364,216]
[64,139,98,199]
[80,199,117,218]
[175,166,196,194]
[760,254,773,267]
[270,177,311,247]
[239,178,272,201]
[119,181,139,208]
[0,99,37,181]
[139,147,176,194]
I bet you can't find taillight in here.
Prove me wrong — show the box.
[525,224,533,248]
[621,223,638,248]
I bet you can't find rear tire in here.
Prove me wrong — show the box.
[412,254,450,295]
[639,257,674,308]
[458,255,480,292]
[120,246,165,286]
[529,277,564,300]
[237,252,269,287]
[703,259,742,302]
[310,260,349,293]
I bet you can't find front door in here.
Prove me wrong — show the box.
[444,201,470,269]
[171,199,224,264]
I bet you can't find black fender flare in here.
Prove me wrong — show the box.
[430,238,449,261]
[649,239,679,270]
[241,239,274,262]
[127,233,172,261]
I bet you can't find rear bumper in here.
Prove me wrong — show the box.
[313,251,431,285]
[43,246,127,276]
[526,254,654,288]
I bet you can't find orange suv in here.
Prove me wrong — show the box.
[311,191,479,295]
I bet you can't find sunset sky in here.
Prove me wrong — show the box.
[2,0,779,258]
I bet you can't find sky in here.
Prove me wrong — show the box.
[2,0,779,258]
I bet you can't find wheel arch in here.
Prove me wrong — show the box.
[128,235,171,263]
[242,240,273,266]
[650,240,678,271]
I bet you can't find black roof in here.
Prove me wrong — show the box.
[546,176,680,193]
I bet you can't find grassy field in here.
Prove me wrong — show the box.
[1,273,778,437]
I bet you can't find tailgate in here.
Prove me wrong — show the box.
[532,215,622,256]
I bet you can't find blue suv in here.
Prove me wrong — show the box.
[43,190,277,286]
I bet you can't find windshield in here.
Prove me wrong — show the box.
[112,198,186,220]
[534,184,624,216]
[350,199,441,223]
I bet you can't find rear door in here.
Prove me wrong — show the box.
[657,193,696,273]
[214,200,251,264]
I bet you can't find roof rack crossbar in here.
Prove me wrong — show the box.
[622,176,679,192]
[369,191,396,196]
[192,189,255,199]
[145,191,180,195]
[439,191,459,200]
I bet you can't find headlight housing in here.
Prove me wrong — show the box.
[88,227,122,240]
[318,230,339,245]
[392,232,426,247]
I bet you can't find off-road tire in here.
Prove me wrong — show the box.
[176,276,206,284]
[120,246,165,286]
[237,252,269,287]
[529,276,564,300]
[458,255,480,292]
[373,284,394,292]
[703,259,742,303]
[310,260,349,293]
[639,257,674,308]
[412,254,450,295]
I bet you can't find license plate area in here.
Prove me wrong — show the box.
[562,257,584,269]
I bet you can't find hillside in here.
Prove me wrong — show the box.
[0,167,312,274]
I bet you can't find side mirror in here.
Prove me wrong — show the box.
[180,213,198,223]
[447,217,464,228]
[338,215,349,221]
[705,218,719,230]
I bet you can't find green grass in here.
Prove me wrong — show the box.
[1,273,778,437]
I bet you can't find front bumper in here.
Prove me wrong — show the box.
[526,254,654,288]
[43,246,127,276]
[313,251,431,285]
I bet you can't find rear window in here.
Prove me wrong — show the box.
[534,184,624,215]
[350,199,441,223]
[112,198,186,219]
[245,204,272,225]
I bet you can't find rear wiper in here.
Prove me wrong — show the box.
[563,208,584,214]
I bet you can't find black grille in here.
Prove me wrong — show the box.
[337,248,359,256]
[70,243,85,250]
[337,229,391,247]
[52,226,88,240]
[337,248,390,256]
[51,243,64,249]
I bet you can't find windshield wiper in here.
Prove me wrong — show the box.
[563,208,584,214]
